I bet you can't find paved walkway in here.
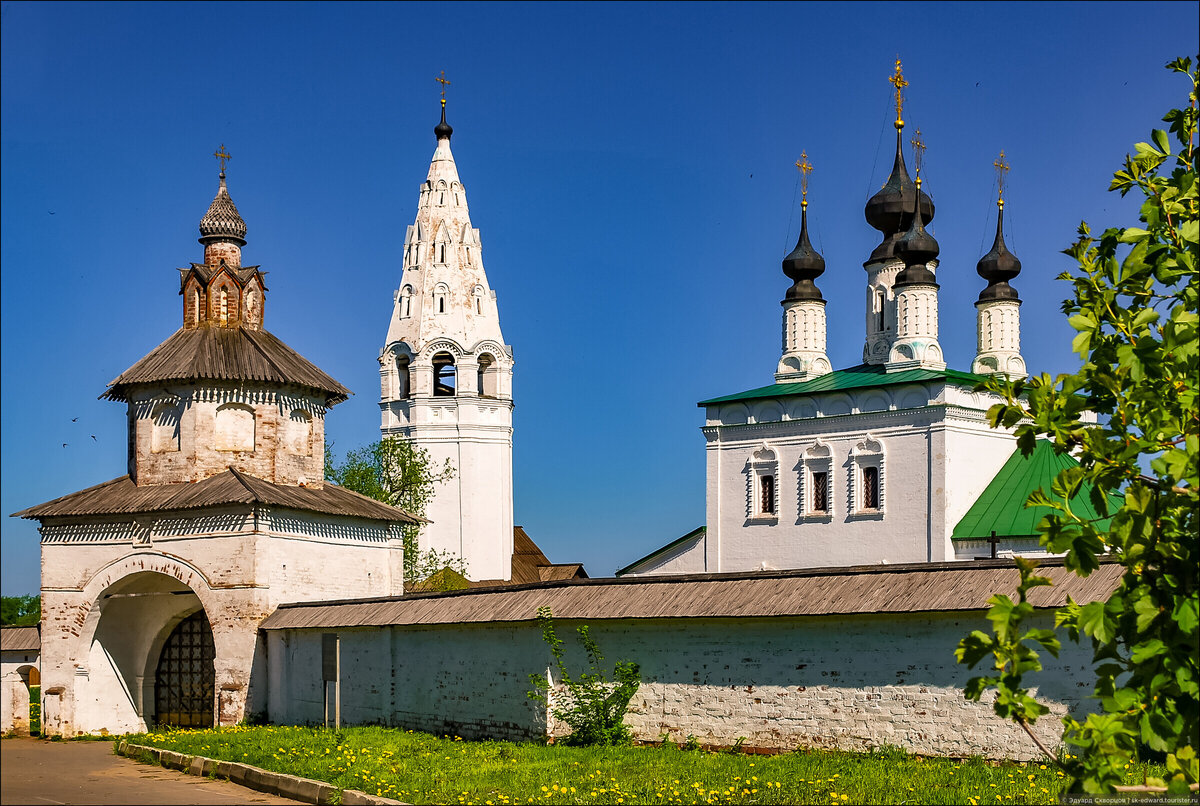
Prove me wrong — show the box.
[0,737,302,805]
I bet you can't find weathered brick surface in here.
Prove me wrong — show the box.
[269,612,1095,761]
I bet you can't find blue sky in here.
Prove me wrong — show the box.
[2,1,1197,595]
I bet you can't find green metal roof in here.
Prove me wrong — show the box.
[697,363,986,406]
[952,440,1120,541]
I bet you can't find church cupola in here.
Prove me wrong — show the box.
[776,153,831,382]
[887,131,945,372]
[973,151,1026,376]
[198,146,247,268]
[862,60,935,366]
[181,147,267,331]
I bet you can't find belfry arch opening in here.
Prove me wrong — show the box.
[77,570,213,733]
[477,353,497,398]
[433,352,456,397]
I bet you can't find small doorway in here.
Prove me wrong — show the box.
[153,610,215,727]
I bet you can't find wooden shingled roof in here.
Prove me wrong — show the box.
[0,626,40,653]
[259,557,1123,630]
[103,325,350,404]
[13,468,421,524]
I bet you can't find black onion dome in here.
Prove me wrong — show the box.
[894,181,939,287]
[434,103,453,140]
[976,206,1022,301]
[782,206,825,302]
[864,130,935,262]
[198,172,247,246]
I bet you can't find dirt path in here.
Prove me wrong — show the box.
[0,737,302,805]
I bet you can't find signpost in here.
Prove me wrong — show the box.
[322,633,340,729]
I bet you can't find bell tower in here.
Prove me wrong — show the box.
[379,89,515,582]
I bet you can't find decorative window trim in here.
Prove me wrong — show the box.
[799,441,834,521]
[848,435,885,518]
[745,443,779,523]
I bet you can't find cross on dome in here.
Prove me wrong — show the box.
[796,151,813,209]
[889,58,908,129]
[214,144,231,174]
[994,150,1010,207]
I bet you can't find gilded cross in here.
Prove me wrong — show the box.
[910,128,926,178]
[889,58,908,128]
[994,150,1010,205]
[435,71,451,100]
[795,151,813,207]
[214,144,231,173]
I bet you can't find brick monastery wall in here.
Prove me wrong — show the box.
[267,610,1096,760]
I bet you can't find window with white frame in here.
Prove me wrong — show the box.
[849,436,885,515]
[799,441,834,518]
[746,444,779,521]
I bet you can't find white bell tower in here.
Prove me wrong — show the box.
[380,97,515,582]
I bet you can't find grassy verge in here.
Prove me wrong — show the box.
[124,725,1160,805]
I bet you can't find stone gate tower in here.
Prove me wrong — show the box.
[380,100,515,582]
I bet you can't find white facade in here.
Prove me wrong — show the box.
[37,507,404,736]
[1,633,40,735]
[380,112,515,582]
[694,381,1019,573]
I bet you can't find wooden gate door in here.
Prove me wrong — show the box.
[153,610,215,727]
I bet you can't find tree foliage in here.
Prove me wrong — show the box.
[957,57,1198,795]
[0,595,40,627]
[528,607,641,746]
[325,437,467,589]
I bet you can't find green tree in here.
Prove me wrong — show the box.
[0,595,40,626]
[527,607,641,746]
[957,57,1198,795]
[326,437,466,589]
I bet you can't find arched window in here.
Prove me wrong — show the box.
[396,355,411,398]
[746,444,778,521]
[191,289,203,325]
[220,289,229,324]
[151,402,181,453]
[477,353,496,397]
[760,475,776,515]
[437,242,446,263]
[286,409,312,456]
[433,352,456,397]
[473,285,485,315]
[214,403,255,451]
[849,437,885,515]
[800,442,833,518]
[434,283,448,314]
[244,286,259,327]
[876,288,886,333]
[400,285,413,318]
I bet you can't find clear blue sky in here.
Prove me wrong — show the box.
[2,1,1197,595]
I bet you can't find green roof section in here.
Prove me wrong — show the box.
[697,363,987,407]
[952,440,1120,541]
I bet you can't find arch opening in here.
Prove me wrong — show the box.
[433,352,456,397]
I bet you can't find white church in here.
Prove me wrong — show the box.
[616,70,1107,577]
[10,68,1117,757]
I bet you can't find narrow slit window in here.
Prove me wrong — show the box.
[863,466,879,509]
[812,471,828,513]
[760,475,775,515]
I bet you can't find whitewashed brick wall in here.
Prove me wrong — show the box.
[267,610,1095,760]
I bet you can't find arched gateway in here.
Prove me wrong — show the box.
[17,157,419,736]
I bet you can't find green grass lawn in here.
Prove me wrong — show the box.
[123,725,1156,805]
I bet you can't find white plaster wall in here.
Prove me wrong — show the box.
[696,381,1018,573]
[620,532,708,577]
[266,610,1095,760]
[1,651,39,734]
